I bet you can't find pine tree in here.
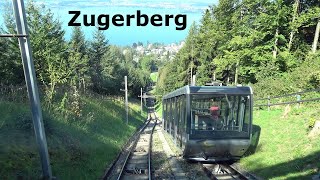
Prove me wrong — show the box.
[68,26,89,91]
[88,28,109,93]
[26,2,68,103]
[0,5,23,85]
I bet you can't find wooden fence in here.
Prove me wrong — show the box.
[254,88,320,110]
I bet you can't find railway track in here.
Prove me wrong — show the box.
[115,113,157,180]
[202,163,257,180]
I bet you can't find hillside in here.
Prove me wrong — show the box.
[241,104,320,179]
[0,95,146,179]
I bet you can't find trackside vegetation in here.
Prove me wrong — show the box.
[153,1,320,177]
[0,94,147,179]
[155,0,320,98]
[0,2,154,178]
[241,104,320,179]
[150,72,158,83]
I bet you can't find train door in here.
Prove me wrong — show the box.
[181,95,186,148]
[175,96,181,147]
[178,96,183,148]
[173,97,177,144]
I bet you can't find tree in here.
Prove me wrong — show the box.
[101,45,125,94]
[68,26,89,91]
[88,29,109,93]
[26,2,68,103]
[0,5,24,85]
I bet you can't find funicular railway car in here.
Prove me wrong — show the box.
[162,85,253,161]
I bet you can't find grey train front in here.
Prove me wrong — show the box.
[162,85,253,161]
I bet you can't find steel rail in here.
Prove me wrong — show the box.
[148,112,157,179]
[102,117,150,179]
[117,112,157,180]
[202,163,256,180]
[116,118,152,180]
[223,164,250,180]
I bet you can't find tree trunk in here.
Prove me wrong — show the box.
[312,19,320,53]
[288,0,300,51]
[273,28,279,58]
[226,66,230,84]
[234,60,239,85]
[190,65,193,85]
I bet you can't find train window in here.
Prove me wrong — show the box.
[190,94,250,136]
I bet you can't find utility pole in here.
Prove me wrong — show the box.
[140,88,143,114]
[125,76,128,124]
[143,92,147,106]
[312,19,320,53]
[192,75,196,86]
[10,0,52,178]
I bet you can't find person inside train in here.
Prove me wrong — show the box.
[209,106,223,130]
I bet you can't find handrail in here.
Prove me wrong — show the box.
[255,97,320,107]
[255,88,320,101]
[254,88,320,109]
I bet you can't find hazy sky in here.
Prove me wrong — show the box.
[0,0,218,45]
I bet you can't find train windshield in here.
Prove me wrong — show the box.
[190,94,251,138]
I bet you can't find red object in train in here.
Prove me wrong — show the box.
[210,106,220,120]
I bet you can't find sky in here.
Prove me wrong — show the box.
[0,0,218,46]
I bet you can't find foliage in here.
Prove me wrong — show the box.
[0,1,151,102]
[253,53,320,98]
[88,29,109,93]
[156,0,320,97]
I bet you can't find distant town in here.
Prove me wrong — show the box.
[123,41,185,62]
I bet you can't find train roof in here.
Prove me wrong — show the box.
[163,85,253,100]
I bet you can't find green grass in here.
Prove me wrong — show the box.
[155,101,320,179]
[155,101,162,118]
[150,72,158,83]
[0,95,147,179]
[240,104,320,179]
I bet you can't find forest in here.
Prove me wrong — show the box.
[156,0,320,99]
[0,2,154,119]
[0,2,157,178]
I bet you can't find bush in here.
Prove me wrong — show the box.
[253,53,320,99]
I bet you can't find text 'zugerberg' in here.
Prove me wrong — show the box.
[68,10,187,30]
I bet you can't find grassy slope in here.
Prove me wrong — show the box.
[241,104,320,179]
[155,101,320,179]
[0,96,147,179]
[150,72,158,83]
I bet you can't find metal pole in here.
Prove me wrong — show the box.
[192,75,196,86]
[140,88,143,114]
[144,92,147,106]
[11,0,52,179]
[297,94,301,108]
[125,76,128,124]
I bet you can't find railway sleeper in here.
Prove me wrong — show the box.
[130,154,148,160]
[127,158,148,164]
[214,174,240,180]
[132,151,148,156]
[136,142,149,147]
[121,174,149,180]
[125,164,148,174]
[134,146,148,152]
